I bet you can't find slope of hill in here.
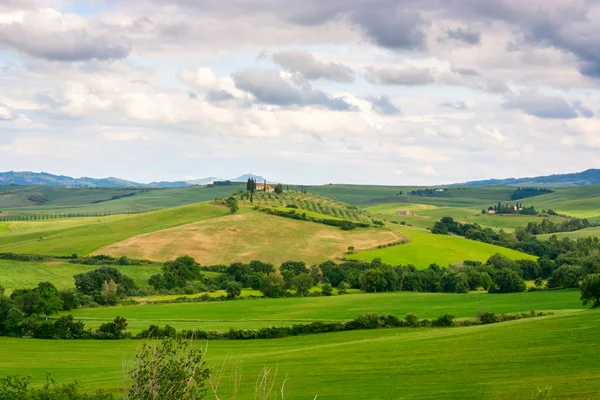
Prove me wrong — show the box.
[0,202,229,255]
[94,210,403,265]
[0,184,242,214]
[455,169,600,188]
[350,226,536,267]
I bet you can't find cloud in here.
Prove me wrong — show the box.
[232,67,356,110]
[349,6,428,51]
[365,66,435,86]
[450,66,480,77]
[416,165,439,177]
[0,103,14,120]
[0,9,131,61]
[440,101,468,110]
[503,92,590,119]
[367,95,401,115]
[439,26,481,46]
[271,50,354,82]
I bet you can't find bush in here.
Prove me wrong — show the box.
[405,313,419,327]
[225,282,242,299]
[478,311,497,324]
[432,314,455,327]
[321,283,333,296]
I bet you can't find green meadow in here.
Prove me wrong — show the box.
[1,310,598,399]
[350,226,535,267]
[63,289,581,332]
[0,202,229,255]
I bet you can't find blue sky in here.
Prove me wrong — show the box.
[0,0,599,185]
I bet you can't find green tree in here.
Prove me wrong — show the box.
[225,281,242,299]
[548,265,582,289]
[32,282,63,317]
[292,273,313,297]
[580,273,600,308]
[259,273,286,298]
[489,269,526,293]
[4,307,24,333]
[225,196,239,214]
[359,268,387,293]
[0,283,4,296]
[274,183,283,194]
[321,283,333,296]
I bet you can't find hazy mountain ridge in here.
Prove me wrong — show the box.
[0,171,267,188]
[454,169,600,188]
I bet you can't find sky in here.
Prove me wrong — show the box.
[0,0,599,185]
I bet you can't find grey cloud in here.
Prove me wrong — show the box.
[573,101,595,118]
[502,93,588,119]
[205,90,235,102]
[232,67,356,111]
[440,101,468,110]
[367,95,401,115]
[159,0,430,50]
[451,66,480,77]
[349,7,428,51]
[365,66,435,86]
[271,50,355,82]
[439,26,481,45]
[0,24,131,62]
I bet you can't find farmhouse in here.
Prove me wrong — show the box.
[396,210,412,216]
[256,184,275,193]
[487,209,496,214]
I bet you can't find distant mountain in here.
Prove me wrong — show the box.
[0,171,270,188]
[455,169,600,188]
[185,177,225,185]
[147,181,190,188]
[231,173,267,183]
[0,171,142,187]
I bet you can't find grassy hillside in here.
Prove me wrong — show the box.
[365,203,566,231]
[531,185,600,220]
[94,209,403,265]
[0,202,229,255]
[300,184,517,206]
[63,289,581,332]
[1,184,241,215]
[1,310,597,398]
[0,259,163,294]
[538,226,600,240]
[349,226,535,267]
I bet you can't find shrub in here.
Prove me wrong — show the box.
[321,283,333,296]
[478,311,497,325]
[126,338,209,400]
[405,313,419,327]
[225,282,242,299]
[432,314,455,327]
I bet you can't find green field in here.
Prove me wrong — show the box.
[538,226,600,240]
[62,289,581,332]
[365,202,567,231]
[0,184,242,215]
[0,202,229,255]
[0,259,159,294]
[350,226,535,267]
[1,310,598,399]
